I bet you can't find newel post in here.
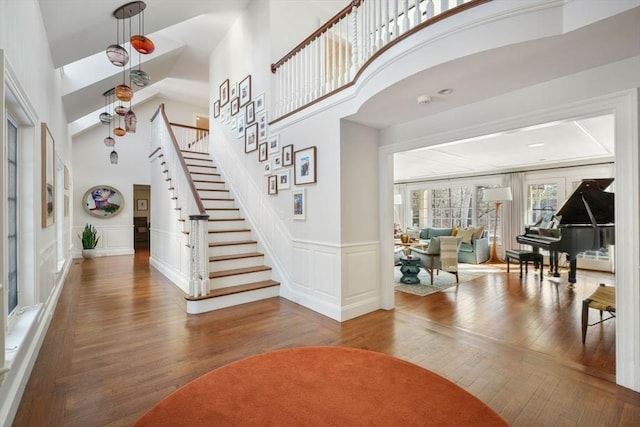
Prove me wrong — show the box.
[188,214,210,298]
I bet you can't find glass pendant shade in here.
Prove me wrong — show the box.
[114,105,127,116]
[130,35,155,54]
[99,112,113,124]
[104,136,116,147]
[125,109,137,133]
[115,84,133,102]
[110,150,119,165]
[113,127,126,137]
[106,44,129,66]
[130,69,151,87]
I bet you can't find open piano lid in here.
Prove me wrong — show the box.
[555,178,614,225]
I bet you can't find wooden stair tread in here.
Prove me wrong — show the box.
[186,164,216,169]
[184,228,251,235]
[209,265,272,279]
[185,280,279,301]
[201,197,234,201]
[205,208,240,211]
[209,240,257,247]
[206,218,244,222]
[210,252,263,262]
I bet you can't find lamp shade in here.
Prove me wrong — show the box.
[130,35,155,54]
[483,187,512,202]
[106,44,129,66]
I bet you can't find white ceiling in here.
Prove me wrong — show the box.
[393,114,614,182]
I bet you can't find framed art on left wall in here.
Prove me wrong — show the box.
[41,123,55,228]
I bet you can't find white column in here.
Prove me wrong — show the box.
[402,0,409,34]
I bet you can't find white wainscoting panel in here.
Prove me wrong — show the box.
[291,246,313,290]
[314,250,338,298]
[341,243,382,321]
[149,228,189,293]
[72,225,134,258]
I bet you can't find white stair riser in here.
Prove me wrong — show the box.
[194,181,226,190]
[210,256,264,271]
[208,230,252,243]
[202,199,235,209]
[184,158,213,166]
[207,210,241,220]
[209,242,257,257]
[186,286,280,314]
[189,166,218,174]
[207,220,245,231]
[210,270,272,288]
[198,190,230,198]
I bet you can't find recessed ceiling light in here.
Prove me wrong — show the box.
[528,143,545,148]
[417,95,432,104]
[438,88,453,95]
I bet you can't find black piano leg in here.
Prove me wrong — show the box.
[567,257,577,285]
[551,251,560,277]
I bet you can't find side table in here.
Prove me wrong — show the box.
[399,256,421,284]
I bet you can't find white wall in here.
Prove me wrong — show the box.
[0,1,73,425]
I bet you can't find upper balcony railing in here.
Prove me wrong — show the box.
[271,0,490,122]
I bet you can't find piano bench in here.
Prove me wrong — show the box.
[506,249,544,281]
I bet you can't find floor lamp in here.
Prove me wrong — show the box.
[483,187,513,263]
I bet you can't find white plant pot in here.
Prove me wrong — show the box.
[82,249,97,259]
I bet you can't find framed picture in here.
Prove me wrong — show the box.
[294,146,317,185]
[231,117,237,130]
[282,144,294,166]
[277,168,291,190]
[41,123,55,228]
[83,185,124,218]
[136,199,148,211]
[239,74,252,107]
[219,79,229,106]
[292,188,306,220]
[230,97,239,116]
[245,122,258,153]
[213,100,220,118]
[255,93,265,112]
[263,161,272,176]
[246,101,255,124]
[259,142,268,162]
[257,112,268,141]
[272,155,282,170]
[225,107,231,124]
[237,116,246,139]
[268,175,278,195]
[268,133,279,154]
[230,81,237,99]
[64,165,71,189]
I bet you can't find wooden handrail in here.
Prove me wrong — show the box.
[153,104,206,215]
[271,1,362,73]
[169,122,209,132]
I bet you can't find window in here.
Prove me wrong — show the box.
[526,183,558,225]
[7,119,18,314]
[431,186,473,228]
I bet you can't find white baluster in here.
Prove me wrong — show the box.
[426,0,434,18]
[413,0,421,27]
[316,37,324,97]
[331,26,337,91]
[456,0,463,6]
[371,0,376,53]
[441,0,449,13]
[402,0,409,33]
[392,0,399,40]
[383,0,389,45]
[350,3,359,79]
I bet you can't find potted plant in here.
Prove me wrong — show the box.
[79,223,99,259]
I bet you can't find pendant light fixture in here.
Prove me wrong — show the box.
[99,89,113,124]
[130,2,155,54]
[125,48,137,133]
[110,149,119,165]
[103,89,116,147]
[106,14,129,67]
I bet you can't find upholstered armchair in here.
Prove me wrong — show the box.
[410,236,462,285]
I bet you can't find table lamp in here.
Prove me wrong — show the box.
[483,187,512,263]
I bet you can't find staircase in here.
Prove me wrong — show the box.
[170,149,280,312]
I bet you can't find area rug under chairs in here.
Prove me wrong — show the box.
[394,264,494,296]
[134,346,507,426]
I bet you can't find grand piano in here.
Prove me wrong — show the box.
[516,178,615,284]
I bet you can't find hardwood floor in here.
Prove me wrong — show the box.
[13,252,640,426]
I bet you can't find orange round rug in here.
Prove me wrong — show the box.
[134,346,507,426]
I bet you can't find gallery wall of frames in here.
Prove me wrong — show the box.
[213,75,317,220]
